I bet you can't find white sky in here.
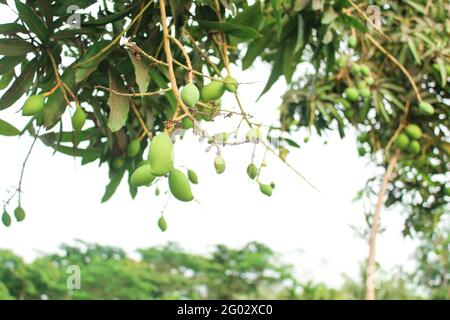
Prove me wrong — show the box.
[0,2,419,288]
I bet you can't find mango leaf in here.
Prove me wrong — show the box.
[75,40,114,83]
[242,36,271,70]
[0,39,35,56]
[0,59,37,111]
[101,168,125,203]
[0,22,27,35]
[51,144,101,158]
[0,118,20,136]
[43,68,76,128]
[0,56,25,75]
[128,52,150,94]
[107,69,130,132]
[82,1,140,26]
[407,37,421,65]
[15,0,49,44]
[435,57,447,87]
[231,2,263,30]
[258,51,283,99]
[197,20,261,39]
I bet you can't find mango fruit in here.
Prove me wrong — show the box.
[149,132,174,176]
[337,56,347,68]
[408,140,421,155]
[357,81,367,90]
[358,147,366,156]
[348,35,357,48]
[365,77,375,86]
[246,128,262,142]
[304,136,310,143]
[360,65,370,76]
[405,124,422,140]
[345,87,359,102]
[270,182,276,189]
[168,169,194,202]
[127,140,140,158]
[259,183,273,197]
[419,102,434,115]
[2,210,11,227]
[395,133,410,150]
[445,187,450,197]
[14,206,26,222]
[247,164,258,180]
[112,158,125,170]
[181,83,200,107]
[72,107,87,131]
[158,216,167,232]
[181,117,194,129]
[130,164,155,187]
[201,81,225,101]
[214,155,226,174]
[360,87,371,98]
[351,64,362,74]
[22,95,45,116]
[224,76,238,92]
[187,169,198,184]
[155,187,160,196]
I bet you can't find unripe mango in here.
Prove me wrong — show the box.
[168,169,194,202]
[155,187,160,196]
[405,124,422,139]
[259,183,273,197]
[351,64,362,74]
[2,210,11,227]
[214,132,229,144]
[337,56,347,68]
[201,81,225,101]
[214,155,225,174]
[246,128,262,142]
[187,169,198,184]
[348,35,357,48]
[127,140,140,158]
[365,77,375,85]
[14,206,25,222]
[357,81,367,90]
[22,95,45,116]
[112,158,125,170]
[158,216,167,232]
[445,187,450,197]
[395,133,410,150]
[149,133,174,176]
[345,87,359,102]
[72,107,87,131]
[360,65,370,76]
[270,182,276,189]
[304,136,310,143]
[358,147,367,156]
[360,87,371,98]
[181,117,194,129]
[408,140,421,155]
[419,102,434,115]
[247,164,258,180]
[181,83,200,107]
[224,76,238,92]
[130,164,155,187]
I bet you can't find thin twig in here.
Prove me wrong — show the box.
[95,85,171,97]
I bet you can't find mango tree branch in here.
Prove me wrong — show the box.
[169,35,193,82]
[365,149,400,300]
[95,85,171,97]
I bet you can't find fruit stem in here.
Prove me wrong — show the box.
[365,149,400,300]
[17,127,41,204]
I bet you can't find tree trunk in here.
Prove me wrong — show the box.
[365,150,400,300]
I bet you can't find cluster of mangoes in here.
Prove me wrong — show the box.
[180,76,238,124]
[130,132,194,202]
[395,124,423,155]
[2,206,26,227]
[21,94,87,131]
[246,163,274,197]
[338,57,374,103]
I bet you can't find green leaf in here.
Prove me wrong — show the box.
[82,1,141,27]
[15,0,49,44]
[107,69,129,132]
[258,52,283,99]
[0,39,35,56]
[231,2,263,30]
[283,137,300,148]
[43,68,76,128]
[0,23,27,35]
[407,37,421,65]
[436,57,447,88]
[242,36,271,70]
[101,168,125,203]
[0,118,21,136]
[128,52,150,94]
[322,8,338,24]
[75,40,114,83]
[51,145,101,158]
[198,20,261,39]
[0,56,25,75]
[404,0,426,12]
[0,59,37,111]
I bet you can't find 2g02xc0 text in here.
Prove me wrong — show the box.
[221,304,272,315]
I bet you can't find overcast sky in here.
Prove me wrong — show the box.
[0,2,418,287]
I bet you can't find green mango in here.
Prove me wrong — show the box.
[214,155,226,174]
[408,140,421,155]
[395,133,410,150]
[181,117,194,129]
[22,95,45,116]
[419,102,434,115]
[365,77,375,86]
[358,133,369,143]
[246,128,262,141]
[72,107,87,131]
[259,183,273,197]
[304,136,310,143]
[127,140,141,158]
[181,83,200,107]
[149,133,174,176]
[358,147,367,156]
[357,81,367,90]
[214,132,229,143]
[360,65,370,76]
[345,87,359,102]
[14,207,26,222]
[187,169,198,184]
[112,158,125,170]
[168,169,194,202]
[200,81,225,101]
[405,124,422,140]
[351,64,362,74]
[360,87,371,98]
[445,187,450,197]
[130,164,155,187]
[247,164,258,180]
[337,56,347,68]
[158,216,167,232]
[348,35,358,48]
[2,210,11,227]
[155,187,160,196]
[223,76,238,92]
[270,182,276,189]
